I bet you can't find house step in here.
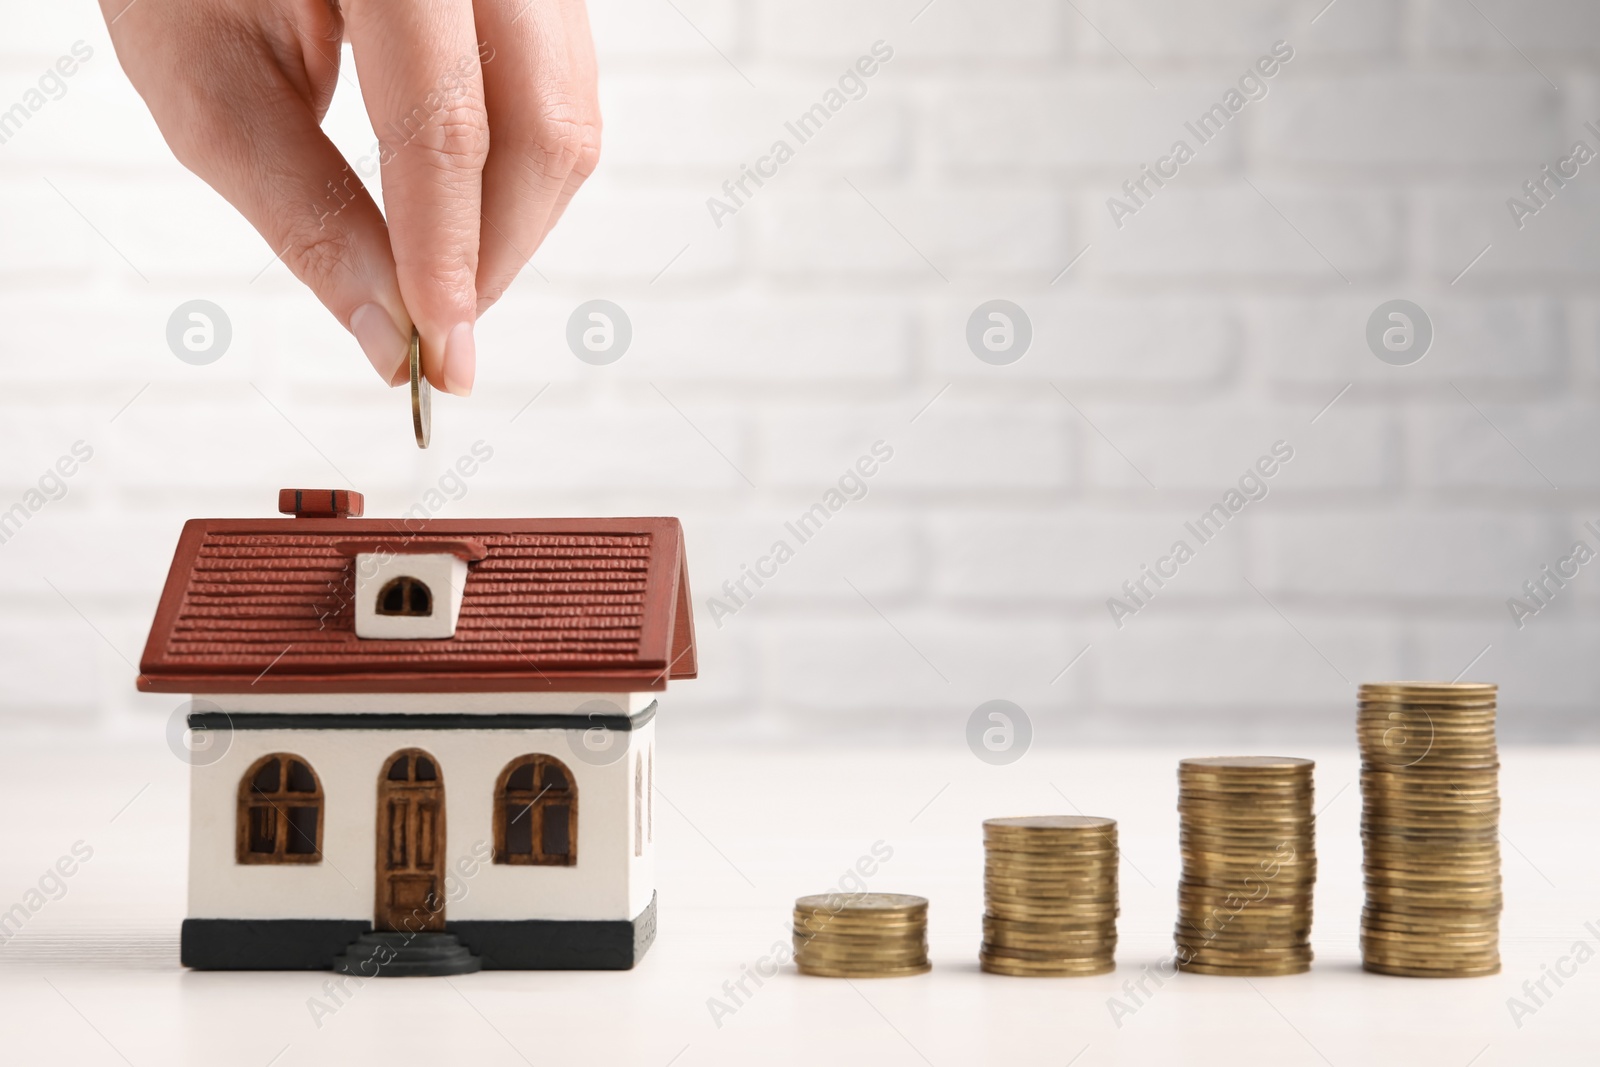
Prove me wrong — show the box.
[331,931,482,977]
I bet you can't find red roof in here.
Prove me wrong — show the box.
[138,513,696,694]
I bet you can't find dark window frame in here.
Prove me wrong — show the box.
[376,576,434,617]
[237,753,324,864]
[493,754,578,866]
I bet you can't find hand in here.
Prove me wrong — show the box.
[101,0,600,396]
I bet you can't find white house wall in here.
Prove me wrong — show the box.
[189,721,655,924]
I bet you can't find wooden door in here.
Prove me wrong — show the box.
[376,748,446,932]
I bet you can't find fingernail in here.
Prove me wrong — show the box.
[350,303,408,386]
[443,321,475,397]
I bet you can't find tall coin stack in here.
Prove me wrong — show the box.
[980,816,1119,976]
[1358,682,1501,977]
[1175,757,1316,976]
[793,893,931,977]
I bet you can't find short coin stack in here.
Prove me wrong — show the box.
[793,893,931,977]
[980,816,1119,976]
[1175,757,1316,976]
[1358,682,1501,978]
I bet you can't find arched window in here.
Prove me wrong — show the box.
[238,753,323,864]
[494,755,576,866]
[633,755,643,857]
[377,576,433,616]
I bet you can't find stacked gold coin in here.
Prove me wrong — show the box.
[793,893,931,977]
[1175,757,1316,976]
[980,816,1118,976]
[1358,682,1501,978]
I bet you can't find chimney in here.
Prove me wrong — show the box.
[279,489,364,519]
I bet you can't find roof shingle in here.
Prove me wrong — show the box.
[137,515,695,693]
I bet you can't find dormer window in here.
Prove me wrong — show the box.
[341,545,481,640]
[377,576,433,617]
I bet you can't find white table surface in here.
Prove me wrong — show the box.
[0,737,1594,1066]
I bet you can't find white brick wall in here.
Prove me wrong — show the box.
[4,0,1599,742]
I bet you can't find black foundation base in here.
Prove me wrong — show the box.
[181,894,657,971]
[181,918,370,970]
[451,893,657,970]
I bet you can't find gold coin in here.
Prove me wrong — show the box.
[983,873,1117,888]
[985,845,1119,861]
[1177,930,1310,946]
[1177,960,1311,977]
[794,927,926,942]
[794,892,926,915]
[979,955,1115,977]
[1180,849,1317,865]
[984,912,1116,928]
[983,877,1117,894]
[984,935,1117,950]
[1177,802,1311,818]
[980,940,1114,960]
[1362,833,1499,846]
[1362,955,1501,969]
[795,939,927,955]
[1359,767,1499,783]
[796,949,928,966]
[1357,707,1498,717]
[1362,961,1500,978]
[797,961,932,978]
[985,843,1118,856]
[1179,942,1312,959]
[984,937,1116,954]
[1180,848,1317,863]
[1180,918,1313,934]
[1360,933,1498,951]
[1180,756,1315,771]
[1360,915,1496,927]
[985,814,1116,830]
[1179,773,1313,786]
[985,904,1120,922]
[795,930,927,944]
[1358,681,1496,695]
[983,925,1116,944]
[795,912,927,927]
[1361,947,1501,965]
[409,327,430,449]
[1363,873,1500,892]
[984,858,1118,873]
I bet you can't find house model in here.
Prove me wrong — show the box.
[137,489,696,975]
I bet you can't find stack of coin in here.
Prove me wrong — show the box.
[1358,682,1501,978]
[980,816,1118,976]
[793,893,930,977]
[1175,757,1316,976]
